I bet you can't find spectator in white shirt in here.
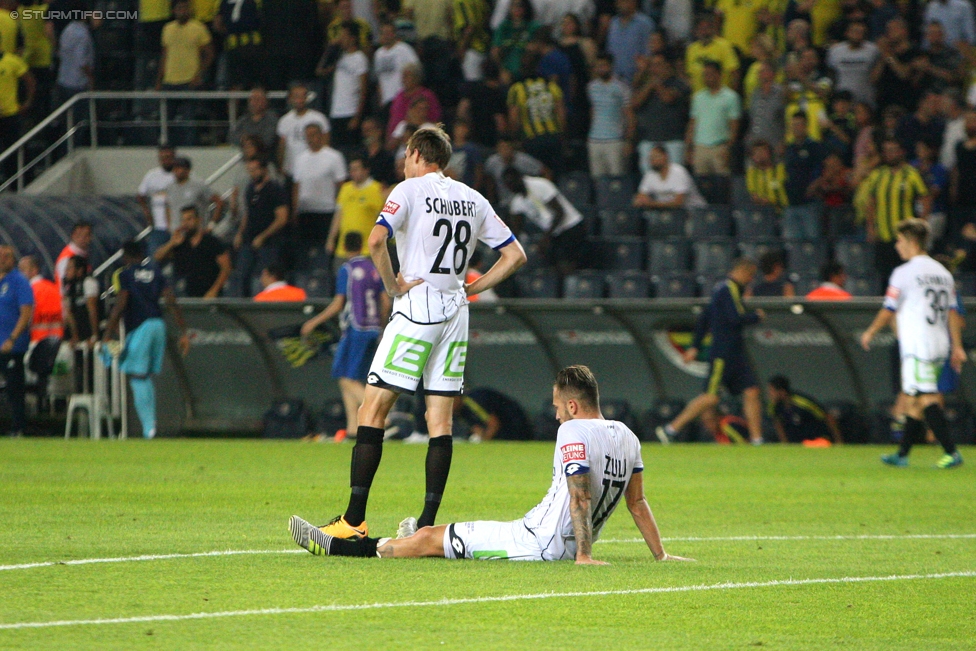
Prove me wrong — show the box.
[827,21,879,107]
[372,21,420,118]
[276,83,330,180]
[291,123,347,254]
[326,22,369,150]
[137,145,177,256]
[632,145,707,209]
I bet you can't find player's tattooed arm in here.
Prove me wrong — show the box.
[567,474,607,565]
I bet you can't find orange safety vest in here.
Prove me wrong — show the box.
[254,283,308,302]
[806,285,852,301]
[54,243,88,288]
[29,276,63,341]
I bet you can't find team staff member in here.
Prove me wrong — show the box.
[0,246,33,437]
[656,258,766,445]
[806,261,852,300]
[861,219,965,469]
[766,375,842,445]
[290,366,694,565]
[54,221,92,290]
[862,139,931,281]
[154,205,232,298]
[105,241,190,440]
[254,264,307,302]
[294,126,526,542]
[17,255,61,341]
[301,232,388,438]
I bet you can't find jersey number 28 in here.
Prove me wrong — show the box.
[430,219,471,275]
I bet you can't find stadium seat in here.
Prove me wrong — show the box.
[847,276,880,296]
[595,175,635,208]
[643,208,686,238]
[687,206,733,238]
[693,239,734,276]
[599,237,646,270]
[957,272,976,297]
[652,273,696,298]
[825,206,858,239]
[737,239,781,262]
[730,175,750,207]
[558,170,593,209]
[563,271,606,299]
[600,399,639,434]
[834,240,874,277]
[733,206,778,239]
[785,240,828,278]
[694,175,731,204]
[534,401,560,440]
[598,207,644,237]
[297,270,331,298]
[648,238,690,274]
[606,271,650,298]
[516,269,560,298]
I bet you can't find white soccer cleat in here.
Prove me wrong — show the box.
[396,516,418,539]
[289,515,315,552]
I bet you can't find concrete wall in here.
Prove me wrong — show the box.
[26,147,242,196]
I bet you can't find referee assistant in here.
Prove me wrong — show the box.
[863,138,931,280]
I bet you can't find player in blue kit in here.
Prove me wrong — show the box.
[657,258,766,444]
[104,242,189,439]
[302,232,390,438]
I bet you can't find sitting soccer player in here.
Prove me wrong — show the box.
[289,366,693,564]
[765,375,842,445]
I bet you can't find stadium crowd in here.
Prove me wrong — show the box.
[6,0,976,300]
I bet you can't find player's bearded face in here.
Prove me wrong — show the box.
[552,387,573,424]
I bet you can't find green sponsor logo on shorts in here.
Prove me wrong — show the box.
[385,335,432,378]
[444,341,468,378]
[472,550,509,559]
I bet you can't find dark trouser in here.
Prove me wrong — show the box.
[236,242,281,297]
[874,240,901,283]
[161,83,197,146]
[523,133,564,178]
[0,352,26,434]
[0,114,21,180]
[329,116,361,152]
[225,44,266,89]
[294,211,333,269]
[28,66,53,127]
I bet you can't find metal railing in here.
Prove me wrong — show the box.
[0,90,297,193]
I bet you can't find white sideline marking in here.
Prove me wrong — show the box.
[1,571,974,631]
[2,533,973,573]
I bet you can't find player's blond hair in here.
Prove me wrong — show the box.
[406,125,452,169]
[896,219,931,250]
[555,365,600,409]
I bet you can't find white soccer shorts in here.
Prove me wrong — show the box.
[366,306,469,396]
[901,356,946,396]
[442,520,548,561]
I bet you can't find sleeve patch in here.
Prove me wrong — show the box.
[885,286,900,301]
[561,443,587,463]
[564,462,589,476]
[383,200,400,215]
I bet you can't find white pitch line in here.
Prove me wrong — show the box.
[2,533,973,573]
[1,571,974,631]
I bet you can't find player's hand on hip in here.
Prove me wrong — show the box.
[952,346,967,373]
[682,347,698,364]
[391,272,423,297]
[575,557,610,566]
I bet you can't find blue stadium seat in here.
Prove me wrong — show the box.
[558,171,593,209]
[649,238,690,275]
[835,240,874,278]
[297,270,332,298]
[595,175,635,208]
[733,206,778,239]
[785,240,828,278]
[652,273,696,298]
[693,239,734,276]
[847,276,880,296]
[697,274,727,297]
[516,269,560,298]
[694,175,731,204]
[737,239,781,262]
[792,276,820,296]
[643,208,686,238]
[599,207,644,237]
[687,206,733,238]
[826,206,858,239]
[606,271,650,298]
[600,237,646,270]
[563,271,606,299]
[731,175,750,207]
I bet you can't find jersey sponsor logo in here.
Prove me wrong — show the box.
[885,286,900,300]
[448,524,466,559]
[565,462,588,476]
[134,269,155,283]
[384,335,433,378]
[383,200,400,215]
[561,443,586,463]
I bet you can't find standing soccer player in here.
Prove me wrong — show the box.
[306,126,526,540]
[861,219,965,468]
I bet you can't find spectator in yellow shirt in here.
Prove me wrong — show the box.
[0,47,33,178]
[714,0,762,53]
[0,0,23,55]
[685,13,740,92]
[327,155,385,263]
[18,1,52,123]
[157,0,213,146]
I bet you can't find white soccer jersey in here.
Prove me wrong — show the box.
[521,419,644,561]
[884,254,956,363]
[377,172,515,324]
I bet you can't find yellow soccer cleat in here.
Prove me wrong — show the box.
[318,515,368,540]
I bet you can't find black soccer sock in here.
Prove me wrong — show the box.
[923,404,957,456]
[344,426,385,526]
[327,536,379,558]
[899,417,925,457]
[418,435,453,528]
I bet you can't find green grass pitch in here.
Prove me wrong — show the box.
[0,439,973,649]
